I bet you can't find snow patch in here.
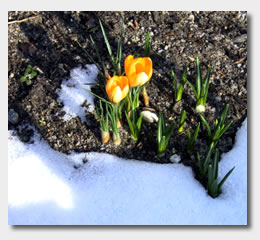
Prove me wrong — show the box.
[8,120,247,225]
[56,64,99,122]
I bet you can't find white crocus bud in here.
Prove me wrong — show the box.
[196,105,206,113]
[141,111,158,123]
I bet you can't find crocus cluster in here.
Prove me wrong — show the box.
[104,55,153,145]
[105,55,153,104]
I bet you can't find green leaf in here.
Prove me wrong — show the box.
[195,57,202,98]
[212,149,219,179]
[176,67,187,101]
[99,19,115,64]
[200,114,211,137]
[136,113,143,131]
[144,32,151,57]
[125,111,135,137]
[218,166,235,192]
[219,104,229,128]
[187,80,199,100]
[208,177,219,198]
[20,76,27,83]
[83,88,112,106]
[218,120,233,139]
[202,66,211,105]
[26,79,32,86]
[158,135,167,155]
[165,122,175,143]
[28,70,37,79]
[192,122,200,145]
[25,65,32,75]
[202,146,213,177]
[187,122,200,152]
[208,164,214,189]
[171,70,177,101]
[157,112,163,144]
[178,110,186,132]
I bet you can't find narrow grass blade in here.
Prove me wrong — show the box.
[187,80,199,100]
[219,120,233,139]
[84,88,112,106]
[165,122,175,142]
[219,104,229,127]
[200,114,211,137]
[202,146,213,176]
[192,122,200,144]
[171,70,177,100]
[218,166,235,192]
[144,32,151,57]
[208,164,213,190]
[212,148,219,179]
[157,112,163,144]
[202,66,211,105]
[74,40,100,70]
[178,110,186,132]
[99,19,115,64]
[125,111,135,136]
[89,35,106,74]
[136,114,143,131]
[196,57,202,98]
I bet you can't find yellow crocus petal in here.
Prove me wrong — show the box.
[106,77,115,94]
[124,55,134,74]
[111,86,122,104]
[124,55,153,87]
[134,72,149,86]
[120,77,129,99]
[105,75,129,104]
[144,57,153,79]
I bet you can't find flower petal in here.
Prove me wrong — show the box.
[144,57,153,79]
[124,55,134,75]
[132,72,149,87]
[111,86,122,104]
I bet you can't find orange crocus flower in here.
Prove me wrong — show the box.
[124,55,153,87]
[105,75,129,104]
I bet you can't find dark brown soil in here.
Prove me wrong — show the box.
[8,11,247,185]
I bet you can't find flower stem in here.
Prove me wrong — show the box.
[142,86,149,106]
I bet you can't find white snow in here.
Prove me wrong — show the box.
[8,120,247,225]
[8,66,247,225]
[56,64,99,122]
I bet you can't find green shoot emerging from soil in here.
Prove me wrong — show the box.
[144,32,151,57]
[125,109,143,141]
[200,104,233,148]
[172,66,188,102]
[99,18,124,76]
[95,100,110,144]
[187,57,211,113]
[107,103,121,145]
[20,64,37,86]
[197,144,214,179]
[178,109,186,133]
[187,122,200,153]
[157,112,175,157]
[208,149,235,198]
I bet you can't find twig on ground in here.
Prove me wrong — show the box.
[8,15,40,25]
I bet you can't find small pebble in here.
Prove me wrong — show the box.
[8,109,19,125]
[169,154,181,163]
